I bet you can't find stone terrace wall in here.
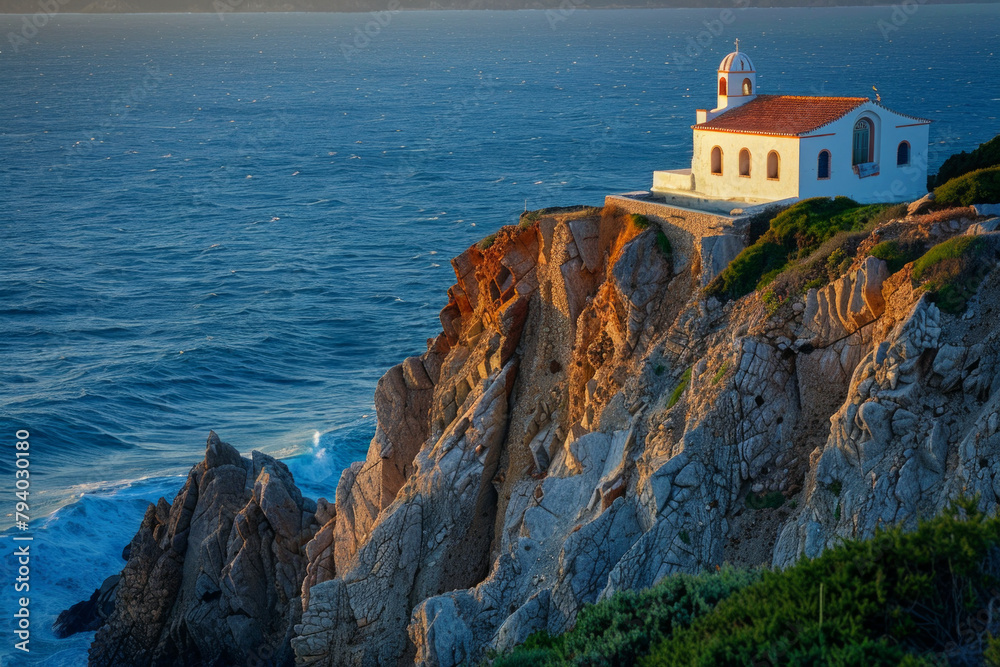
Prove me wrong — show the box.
[604,194,748,284]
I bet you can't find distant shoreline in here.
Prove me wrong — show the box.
[0,0,994,15]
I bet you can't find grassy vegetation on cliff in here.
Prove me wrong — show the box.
[705,198,898,302]
[933,166,1000,207]
[666,367,692,409]
[491,566,762,667]
[869,240,926,274]
[495,499,1000,667]
[931,133,1000,188]
[912,235,997,313]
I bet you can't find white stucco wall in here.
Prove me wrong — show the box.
[796,102,929,204]
[652,169,694,191]
[691,131,800,202]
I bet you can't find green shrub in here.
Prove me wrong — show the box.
[493,566,762,667]
[631,214,652,230]
[985,633,1000,667]
[643,498,1000,667]
[869,240,925,274]
[711,363,728,385]
[706,241,788,301]
[932,133,1000,188]
[705,198,894,302]
[756,268,782,290]
[478,233,498,251]
[912,236,995,313]
[933,166,1000,207]
[498,500,1000,667]
[666,367,692,409]
[761,289,782,315]
[825,247,851,280]
[655,231,672,258]
[768,197,866,253]
[520,211,541,228]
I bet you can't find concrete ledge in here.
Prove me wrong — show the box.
[606,193,737,224]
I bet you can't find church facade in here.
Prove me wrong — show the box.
[653,45,931,205]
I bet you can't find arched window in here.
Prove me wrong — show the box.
[853,118,874,166]
[767,151,780,180]
[739,148,751,177]
[817,150,831,179]
[897,141,910,166]
[742,78,752,95]
[719,78,727,96]
[711,146,723,175]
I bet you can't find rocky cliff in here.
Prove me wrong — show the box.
[79,201,1000,666]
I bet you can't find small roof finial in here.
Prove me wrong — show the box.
[735,38,740,52]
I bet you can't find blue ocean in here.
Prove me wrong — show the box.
[0,5,998,663]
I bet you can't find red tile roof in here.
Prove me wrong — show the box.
[695,95,870,136]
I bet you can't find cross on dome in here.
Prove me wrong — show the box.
[719,41,755,73]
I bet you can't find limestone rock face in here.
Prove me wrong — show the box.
[88,202,1000,667]
[803,256,889,345]
[88,432,317,667]
[775,289,1000,567]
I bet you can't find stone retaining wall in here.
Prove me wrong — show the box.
[604,194,749,284]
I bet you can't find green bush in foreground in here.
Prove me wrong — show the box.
[644,498,1000,666]
[492,566,762,667]
[495,499,1000,667]
[912,236,995,313]
[934,165,1000,207]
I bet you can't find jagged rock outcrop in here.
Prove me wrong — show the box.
[775,236,1000,567]
[292,210,671,666]
[53,574,119,638]
[88,432,318,667]
[84,201,1000,667]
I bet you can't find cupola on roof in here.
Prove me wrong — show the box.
[719,40,754,73]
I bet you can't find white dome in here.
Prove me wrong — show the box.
[719,50,755,73]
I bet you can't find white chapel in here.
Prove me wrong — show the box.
[653,42,931,206]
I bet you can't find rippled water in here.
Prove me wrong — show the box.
[0,6,998,663]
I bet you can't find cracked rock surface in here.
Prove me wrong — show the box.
[85,206,1000,666]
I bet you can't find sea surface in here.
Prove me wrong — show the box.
[0,5,998,663]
